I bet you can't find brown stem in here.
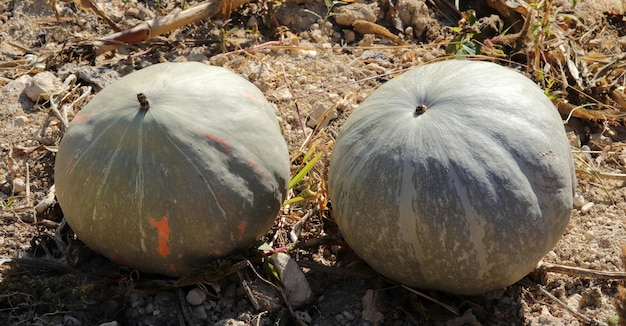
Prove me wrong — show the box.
[93,0,251,55]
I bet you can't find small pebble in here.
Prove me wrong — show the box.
[25,71,62,101]
[98,322,119,326]
[270,252,313,307]
[3,75,31,94]
[193,306,208,320]
[12,115,29,127]
[581,202,594,214]
[342,310,355,321]
[63,315,82,326]
[572,192,585,208]
[295,310,312,323]
[186,287,207,306]
[12,178,26,194]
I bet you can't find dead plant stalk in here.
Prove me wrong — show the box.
[93,0,251,55]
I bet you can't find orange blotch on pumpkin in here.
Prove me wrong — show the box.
[247,159,269,181]
[243,92,266,106]
[150,215,172,257]
[197,129,231,154]
[65,153,80,169]
[72,112,95,124]
[169,264,178,275]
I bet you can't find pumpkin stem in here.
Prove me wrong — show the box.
[414,104,427,116]
[137,93,151,110]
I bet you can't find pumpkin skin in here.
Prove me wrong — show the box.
[328,60,576,295]
[55,62,289,277]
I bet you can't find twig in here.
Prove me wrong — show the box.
[93,0,252,55]
[25,163,31,208]
[401,284,460,315]
[278,63,306,139]
[244,260,307,326]
[34,184,56,215]
[534,283,605,326]
[221,40,282,55]
[0,211,59,229]
[0,257,94,279]
[537,263,626,280]
[51,0,122,32]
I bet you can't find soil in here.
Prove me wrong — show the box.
[1,0,626,325]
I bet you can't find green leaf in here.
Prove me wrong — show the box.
[457,41,478,55]
[466,9,477,25]
[288,151,324,189]
[445,35,464,54]
[266,260,280,280]
[283,188,317,205]
[257,242,275,252]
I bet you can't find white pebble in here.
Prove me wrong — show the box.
[572,192,585,208]
[12,116,29,127]
[12,178,26,194]
[186,287,207,306]
[4,75,31,94]
[295,310,312,323]
[98,322,119,326]
[342,310,356,321]
[270,252,313,307]
[581,202,594,214]
[25,71,62,101]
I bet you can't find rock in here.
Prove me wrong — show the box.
[566,293,582,308]
[580,287,603,309]
[444,309,480,326]
[25,71,62,101]
[58,63,120,92]
[270,252,313,307]
[295,310,312,323]
[98,322,119,326]
[4,75,31,95]
[12,178,26,194]
[275,3,321,31]
[186,287,207,306]
[192,305,208,320]
[307,102,338,128]
[343,29,356,43]
[63,315,82,326]
[333,3,378,26]
[215,318,247,326]
[361,289,384,324]
[396,0,437,38]
[185,287,206,306]
[12,115,29,127]
[581,202,594,214]
[573,192,585,208]
[342,310,356,321]
[310,29,325,43]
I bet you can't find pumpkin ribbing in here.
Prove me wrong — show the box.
[328,59,576,295]
[55,62,290,277]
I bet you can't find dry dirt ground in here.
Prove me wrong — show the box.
[1,0,626,325]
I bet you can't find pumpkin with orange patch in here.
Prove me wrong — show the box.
[54,62,290,277]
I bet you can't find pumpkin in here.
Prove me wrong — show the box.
[55,62,289,277]
[328,60,576,295]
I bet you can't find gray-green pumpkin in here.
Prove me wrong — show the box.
[328,60,576,295]
[55,62,289,277]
